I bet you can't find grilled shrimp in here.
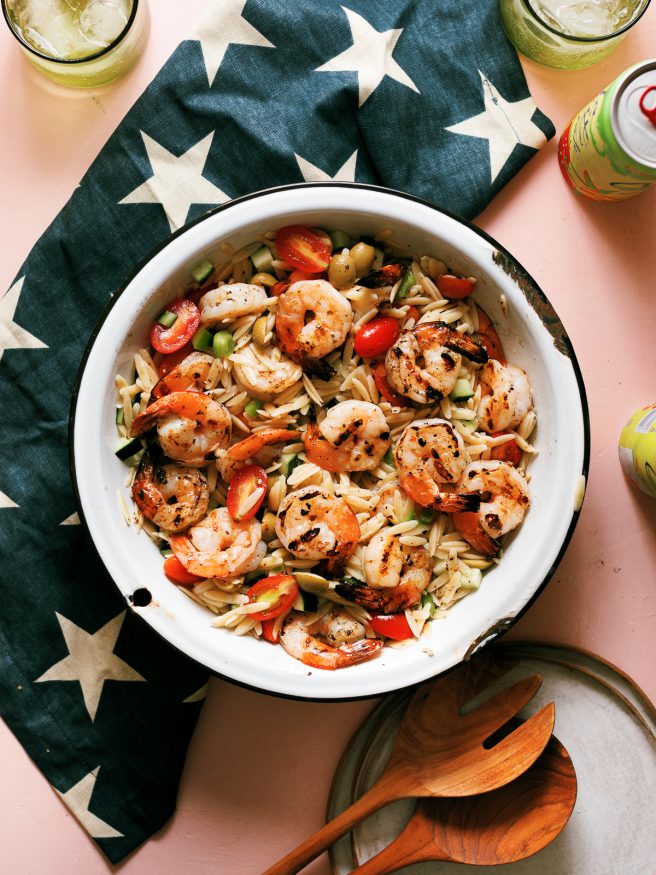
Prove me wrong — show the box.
[275,280,353,380]
[151,352,214,400]
[131,391,232,467]
[395,419,480,512]
[132,452,209,532]
[454,460,530,557]
[275,485,360,573]
[304,400,391,472]
[336,528,431,612]
[279,610,383,670]
[385,321,488,404]
[169,507,265,578]
[232,345,302,401]
[478,360,533,434]
[199,283,269,326]
[216,428,299,483]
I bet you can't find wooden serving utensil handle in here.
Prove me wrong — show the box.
[262,772,400,875]
[349,801,450,875]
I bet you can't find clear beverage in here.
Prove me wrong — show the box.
[2,0,150,87]
[499,0,650,69]
[529,0,638,37]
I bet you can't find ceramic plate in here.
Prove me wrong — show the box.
[328,644,656,873]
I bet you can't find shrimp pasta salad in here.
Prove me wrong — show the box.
[114,224,536,671]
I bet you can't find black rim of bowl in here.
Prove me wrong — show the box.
[68,181,591,703]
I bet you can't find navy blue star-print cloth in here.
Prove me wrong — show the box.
[0,0,554,861]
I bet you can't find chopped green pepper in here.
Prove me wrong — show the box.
[396,267,416,300]
[244,398,263,419]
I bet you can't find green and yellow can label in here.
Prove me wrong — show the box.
[619,404,656,499]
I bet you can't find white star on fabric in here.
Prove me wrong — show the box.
[35,612,145,721]
[195,0,274,87]
[316,7,419,107]
[446,71,547,183]
[0,277,47,365]
[55,767,123,839]
[295,150,358,182]
[119,132,229,233]
[0,491,19,509]
[183,683,209,704]
[60,512,80,526]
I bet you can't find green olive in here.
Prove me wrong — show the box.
[252,315,269,347]
[261,512,277,542]
[328,252,357,289]
[350,241,375,276]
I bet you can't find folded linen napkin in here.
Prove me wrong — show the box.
[0,0,554,861]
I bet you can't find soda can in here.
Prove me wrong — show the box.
[619,404,656,500]
[558,60,656,201]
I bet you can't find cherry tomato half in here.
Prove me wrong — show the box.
[275,225,332,273]
[247,574,298,622]
[150,299,201,355]
[475,306,506,364]
[261,618,281,644]
[490,433,522,467]
[354,316,400,359]
[163,555,204,586]
[404,305,420,325]
[452,512,499,558]
[369,613,414,641]
[288,270,317,284]
[271,281,290,296]
[157,342,195,378]
[373,361,407,407]
[437,275,477,300]
[226,464,268,521]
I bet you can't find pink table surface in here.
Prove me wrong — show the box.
[1,3,655,872]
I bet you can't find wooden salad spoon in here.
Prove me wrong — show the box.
[264,657,555,875]
[351,731,577,873]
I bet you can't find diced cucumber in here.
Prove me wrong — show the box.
[192,326,214,351]
[292,590,319,612]
[191,260,214,283]
[157,310,178,328]
[371,246,384,271]
[115,407,124,426]
[383,447,395,467]
[421,591,437,617]
[329,229,351,250]
[459,566,483,591]
[396,267,416,300]
[160,546,174,558]
[418,508,434,526]
[449,379,474,401]
[245,398,263,419]
[212,330,234,358]
[250,245,274,273]
[244,569,268,586]
[459,417,478,432]
[280,453,301,479]
[115,437,143,461]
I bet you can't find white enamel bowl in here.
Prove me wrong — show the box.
[71,184,589,700]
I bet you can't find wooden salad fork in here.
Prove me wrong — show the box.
[350,730,577,873]
[263,658,555,875]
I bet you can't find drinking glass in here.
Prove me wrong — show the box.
[499,0,651,70]
[1,0,150,87]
